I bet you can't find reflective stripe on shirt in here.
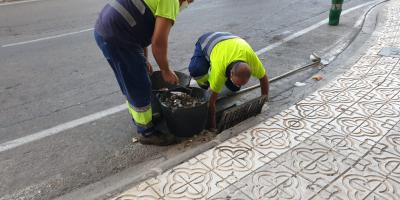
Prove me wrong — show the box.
[199,32,239,61]
[109,0,137,27]
[108,0,147,27]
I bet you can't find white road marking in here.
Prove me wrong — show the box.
[1,0,376,48]
[0,0,45,6]
[0,0,379,153]
[256,0,377,55]
[1,28,94,48]
[0,104,126,153]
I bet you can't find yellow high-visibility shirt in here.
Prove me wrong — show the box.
[144,0,180,22]
[208,38,267,93]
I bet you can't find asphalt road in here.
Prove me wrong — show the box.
[0,0,376,199]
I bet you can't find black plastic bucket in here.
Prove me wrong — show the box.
[158,87,209,137]
[150,71,191,114]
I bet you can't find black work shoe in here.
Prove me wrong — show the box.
[138,131,177,146]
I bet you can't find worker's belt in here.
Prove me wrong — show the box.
[199,32,239,61]
[109,0,146,27]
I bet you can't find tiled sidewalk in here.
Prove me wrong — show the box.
[114,1,400,200]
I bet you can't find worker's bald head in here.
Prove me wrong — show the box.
[231,62,251,87]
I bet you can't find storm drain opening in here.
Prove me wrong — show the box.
[217,95,268,132]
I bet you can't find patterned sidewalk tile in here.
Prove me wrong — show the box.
[323,110,392,142]
[270,108,323,137]
[377,74,400,89]
[341,68,368,80]
[292,100,326,119]
[306,128,370,160]
[335,77,362,90]
[351,55,381,70]
[195,134,266,184]
[209,184,250,200]
[370,178,400,200]
[361,149,400,184]
[233,161,320,200]
[379,125,400,157]
[366,57,399,76]
[115,178,162,200]
[301,103,341,126]
[349,118,392,142]
[345,81,376,100]
[352,97,389,117]
[364,106,400,127]
[273,141,352,189]
[313,86,343,102]
[372,86,400,101]
[115,158,229,200]
[327,90,357,109]
[390,63,400,78]
[238,126,301,161]
[341,92,400,130]
[312,167,400,200]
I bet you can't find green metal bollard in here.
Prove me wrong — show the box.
[329,0,344,26]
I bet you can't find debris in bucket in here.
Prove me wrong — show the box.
[160,91,205,109]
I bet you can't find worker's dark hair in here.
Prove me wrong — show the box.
[232,62,251,80]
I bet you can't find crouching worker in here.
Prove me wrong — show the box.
[188,32,269,130]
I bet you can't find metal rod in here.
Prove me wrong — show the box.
[218,61,321,100]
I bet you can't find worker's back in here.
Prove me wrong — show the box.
[95,0,179,48]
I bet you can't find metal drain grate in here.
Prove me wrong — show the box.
[217,96,268,132]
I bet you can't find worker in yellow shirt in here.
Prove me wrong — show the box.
[94,0,193,146]
[188,32,269,130]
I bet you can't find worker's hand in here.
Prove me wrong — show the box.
[146,61,153,75]
[161,69,179,85]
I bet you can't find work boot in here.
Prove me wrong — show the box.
[138,131,177,146]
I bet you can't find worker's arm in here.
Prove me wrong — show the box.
[151,16,179,84]
[259,75,269,97]
[144,47,153,74]
[208,91,219,130]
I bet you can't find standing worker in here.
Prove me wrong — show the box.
[188,32,269,130]
[94,0,193,146]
